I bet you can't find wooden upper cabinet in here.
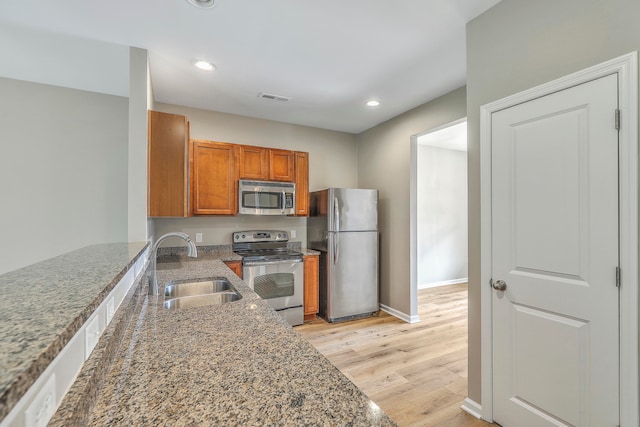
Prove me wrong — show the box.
[294,151,309,216]
[148,110,189,217]
[191,140,239,215]
[268,148,295,182]
[239,145,269,180]
[239,145,296,182]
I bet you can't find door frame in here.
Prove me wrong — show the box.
[409,117,467,322]
[479,52,638,424]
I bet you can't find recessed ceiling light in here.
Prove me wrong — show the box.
[193,60,216,71]
[186,0,215,8]
[366,100,380,107]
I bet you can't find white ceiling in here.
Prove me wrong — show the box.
[0,0,501,134]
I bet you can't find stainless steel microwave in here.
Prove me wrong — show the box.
[238,180,295,215]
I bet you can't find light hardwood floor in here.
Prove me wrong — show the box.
[296,283,498,427]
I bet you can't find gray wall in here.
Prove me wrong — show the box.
[152,103,358,247]
[466,0,640,405]
[0,77,129,275]
[417,145,467,286]
[356,86,467,316]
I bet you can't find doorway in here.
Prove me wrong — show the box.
[410,118,468,321]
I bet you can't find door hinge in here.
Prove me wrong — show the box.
[616,266,621,288]
[615,109,621,130]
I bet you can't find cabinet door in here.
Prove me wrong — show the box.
[148,110,189,217]
[294,151,309,216]
[223,260,243,279]
[191,140,239,215]
[303,255,319,321]
[239,145,269,180]
[268,148,295,182]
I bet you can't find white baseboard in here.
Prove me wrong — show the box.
[461,397,482,419]
[380,304,420,323]
[418,277,468,290]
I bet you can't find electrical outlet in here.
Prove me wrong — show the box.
[85,315,100,360]
[290,229,297,239]
[195,232,203,243]
[106,297,115,324]
[25,374,56,427]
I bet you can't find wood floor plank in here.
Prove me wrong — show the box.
[296,283,498,427]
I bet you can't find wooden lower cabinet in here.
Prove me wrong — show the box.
[223,260,243,279]
[303,255,319,321]
[191,140,239,215]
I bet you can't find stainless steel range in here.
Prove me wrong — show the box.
[233,230,304,326]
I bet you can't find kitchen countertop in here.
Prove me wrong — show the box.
[57,252,394,426]
[0,242,148,421]
[154,242,320,260]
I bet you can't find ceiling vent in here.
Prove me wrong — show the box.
[258,92,291,103]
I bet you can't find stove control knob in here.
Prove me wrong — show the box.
[241,234,246,239]
[234,235,239,240]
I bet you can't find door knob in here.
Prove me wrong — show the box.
[491,279,507,291]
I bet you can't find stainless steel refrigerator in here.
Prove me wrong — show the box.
[308,188,379,322]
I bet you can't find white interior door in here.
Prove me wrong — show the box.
[491,73,619,426]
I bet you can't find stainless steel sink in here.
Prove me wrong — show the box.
[163,292,242,310]
[162,277,242,310]
[164,278,232,298]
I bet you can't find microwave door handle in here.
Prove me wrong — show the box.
[282,190,286,213]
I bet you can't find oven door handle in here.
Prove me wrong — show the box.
[243,259,303,266]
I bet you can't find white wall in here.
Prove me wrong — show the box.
[466,0,640,405]
[0,77,129,274]
[417,145,467,287]
[152,102,358,247]
[128,47,151,243]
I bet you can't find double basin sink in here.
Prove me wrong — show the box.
[162,277,242,310]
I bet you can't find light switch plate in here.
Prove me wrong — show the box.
[24,374,56,427]
[195,233,203,243]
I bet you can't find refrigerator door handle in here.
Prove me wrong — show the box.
[334,197,340,233]
[333,197,340,265]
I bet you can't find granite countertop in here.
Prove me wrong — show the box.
[71,255,394,426]
[155,243,320,260]
[300,248,321,256]
[0,242,148,420]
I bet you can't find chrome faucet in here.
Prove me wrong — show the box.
[149,232,198,295]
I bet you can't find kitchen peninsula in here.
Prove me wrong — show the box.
[0,242,148,425]
[11,247,395,426]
